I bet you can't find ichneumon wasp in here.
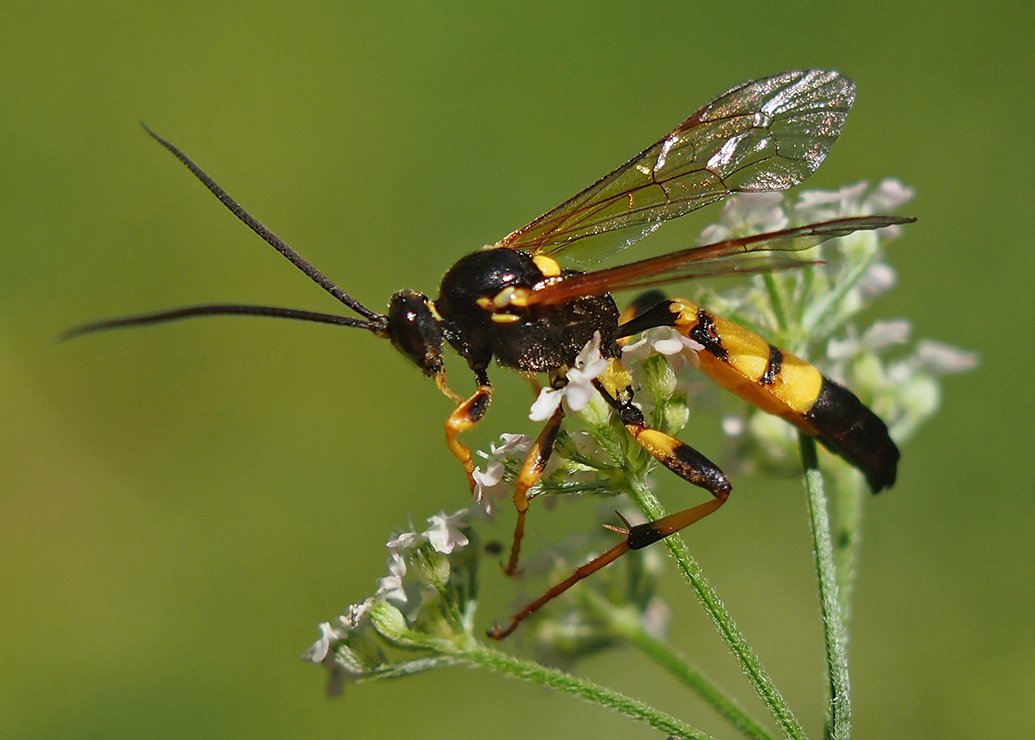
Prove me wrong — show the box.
[67,69,913,638]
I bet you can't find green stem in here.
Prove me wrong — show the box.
[833,477,865,623]
[798,434,851,739]
[801,250,876,338]
[625,477,807,739]
[454,643,716,740]
[615,613,773,739]
[763,272,789,332]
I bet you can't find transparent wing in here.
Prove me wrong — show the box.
[520,216,914,306]
[497,70,856,265]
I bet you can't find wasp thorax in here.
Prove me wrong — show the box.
[387,290,445,376]
[435,248,543,325]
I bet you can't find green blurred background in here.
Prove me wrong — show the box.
[3,2,1032,738]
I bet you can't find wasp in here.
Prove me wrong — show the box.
[68,70,912,638]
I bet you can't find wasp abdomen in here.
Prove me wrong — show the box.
[805,378,899,492]
[661,299,898,493]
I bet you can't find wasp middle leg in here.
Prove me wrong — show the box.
[504,404,565,575]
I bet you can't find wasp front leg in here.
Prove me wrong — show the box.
[442,368,493,490]
[441,362,568,578]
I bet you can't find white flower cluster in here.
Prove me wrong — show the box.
[302,509,472,667]
[695,180,974,476]
[471,432,531,516]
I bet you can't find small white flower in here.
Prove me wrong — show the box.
[866,178,915,212]
[795,179,914,238]
[795,181,870,222]
[490,433,533,456]
[423,509,469,554]
[471,433,531,516]
[529,331,608,421]
[375,554,408,605]
[698,191,788,243]
[914,340,979,374]
[339,599,372,630]
[620,335,651,361]
[622,327,702,370]
[858,262,897,299]
[861,320,912,350]
[828,320,912,362]
[642,597,671,640]
[528,388,564,424]
[472,463,506,516]
[386,530,422,555]
[721,414,745,437]
[651,328,703,369]
[302,621,341,664]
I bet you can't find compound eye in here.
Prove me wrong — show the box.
[387,290,444,376]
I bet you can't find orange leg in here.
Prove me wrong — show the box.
[504,407,565,575]
[488,473,727,640]
[443,375,493,490]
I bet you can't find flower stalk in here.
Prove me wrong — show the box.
[454,643,715,740]
[799,434,851,739]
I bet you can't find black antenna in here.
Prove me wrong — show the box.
[61,304,379,341]
[64,125,394,341]
[139,122,384,323]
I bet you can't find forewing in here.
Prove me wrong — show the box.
[496,70,856,265]
[521,216,914,305]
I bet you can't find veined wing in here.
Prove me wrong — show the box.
[497,70,856,265]
[519,216,914,306]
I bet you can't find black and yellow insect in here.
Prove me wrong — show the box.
[68,70,912,638]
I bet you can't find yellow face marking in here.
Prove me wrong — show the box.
[532,254,562,277]
[427,299,444,322]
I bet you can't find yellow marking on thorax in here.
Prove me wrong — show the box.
[493,287,517,308]
[668,299,823,433]
[507,288,532,308]
[533,254,562,277]
[481,285,533,314]
[491,313,522,324]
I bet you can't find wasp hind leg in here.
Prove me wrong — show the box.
[488,458,729,640]
[487,369,730,640]
[592,373,731,572]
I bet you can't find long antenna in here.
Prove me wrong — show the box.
[139,122,384,323]
[61,304,380,341]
